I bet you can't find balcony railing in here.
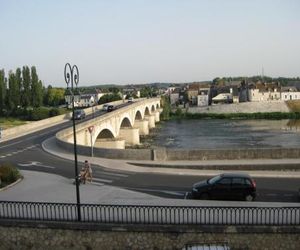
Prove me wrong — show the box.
[0,201,299,225]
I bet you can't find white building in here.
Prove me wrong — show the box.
[248,83,280,102]
[65,88,104,108]
[281,87,300,101]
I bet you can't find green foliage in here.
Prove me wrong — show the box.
[0,69,6,115]
[108,87,121,94]
[98,93,122,104]
[31,67,43,107]
[160,96,171,120]
[170,112,300,120]
[48,107,67,117]
[45,86,65,106]
[0,162,21,188]
[175,107,183,117]
[28,107,51,121]
[22,66,31,107]
[140,86,157,98]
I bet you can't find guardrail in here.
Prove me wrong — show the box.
[0,201,299,225]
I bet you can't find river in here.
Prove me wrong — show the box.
[143,119,300,149]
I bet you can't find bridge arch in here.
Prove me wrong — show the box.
[151,105,155,112]
[120,117,132,128]
[144,107,151,116]
[97,128,115,139]
[134,110,143,120]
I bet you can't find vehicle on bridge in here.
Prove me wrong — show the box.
[107,105,115,112]
[191,173,256,201]
[73,109,86,120]
[102,104,109,111]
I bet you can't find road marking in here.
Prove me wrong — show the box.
[96,171,129,178]
[130,187,185,196]
[91,182,105,186]
[0,156,5,158]
[92,177,113,183]
[18,161,55,169]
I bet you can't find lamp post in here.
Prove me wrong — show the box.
[64,63,81,221]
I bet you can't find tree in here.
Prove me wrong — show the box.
[7,71,19,111]
[0,69,7,114]
[31,66,43,107]
[15,68,22,108]
[160,95,171,120]
[98,93,122,104]
[22,66,31,107]
[45,86,65,106]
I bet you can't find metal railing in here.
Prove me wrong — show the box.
[0,201,299,225]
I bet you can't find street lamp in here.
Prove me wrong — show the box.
[64,63,81,221]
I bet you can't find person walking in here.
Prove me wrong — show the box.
[82,160,93,183]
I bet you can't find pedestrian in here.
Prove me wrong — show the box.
[82,160,92,183]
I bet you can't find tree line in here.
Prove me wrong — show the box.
[0,66,65,117]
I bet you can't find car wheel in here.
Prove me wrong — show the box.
[200,193,210,200]
[245,194,254,201]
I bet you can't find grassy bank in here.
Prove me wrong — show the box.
[170,110,300,120]
[0,117,28,129]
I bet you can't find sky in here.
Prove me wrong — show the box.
[0,0,299,87]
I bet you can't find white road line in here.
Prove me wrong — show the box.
[92,177,113,183]
[95,171,128,178]
[131,187,185,196]
[91,182,105,186]
[0,156,5,158]
[5,154,12,157]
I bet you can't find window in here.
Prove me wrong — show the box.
[217,178,231,185]
[245,179,252,186]
[232,178,245,186]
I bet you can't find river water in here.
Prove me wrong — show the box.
[146,119,300,149]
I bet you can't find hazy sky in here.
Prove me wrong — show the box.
[0,0,299,87]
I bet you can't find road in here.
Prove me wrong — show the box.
[0,106,299,203]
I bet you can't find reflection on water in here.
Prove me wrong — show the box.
[148,119,300,149]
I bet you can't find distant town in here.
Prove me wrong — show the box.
[65,76,300,109]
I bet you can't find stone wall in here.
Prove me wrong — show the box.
[0,221,299,250]
[188,101,290,114]
[56,137,300,161]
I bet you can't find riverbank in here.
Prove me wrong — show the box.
[187,101,290,114]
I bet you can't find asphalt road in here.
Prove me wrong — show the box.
[0,107,299,203]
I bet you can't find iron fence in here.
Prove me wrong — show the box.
[0,201,299,225]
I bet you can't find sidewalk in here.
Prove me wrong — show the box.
[43,137,300,178]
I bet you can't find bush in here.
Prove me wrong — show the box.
[27,107,50,121]
[0,162,21,188]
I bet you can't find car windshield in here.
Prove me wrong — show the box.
[208,175,222,184]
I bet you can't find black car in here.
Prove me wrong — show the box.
[107,105,115,112]
[73,109,86,120]
[192,173,256,201]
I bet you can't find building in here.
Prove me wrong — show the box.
[65,88,104,108]
[281,86,300,101]
[248,82,280,102]
[169,88,180,106]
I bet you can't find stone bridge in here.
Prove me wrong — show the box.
[56,98,162,150]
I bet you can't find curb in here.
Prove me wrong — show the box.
[0,176,23,192]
